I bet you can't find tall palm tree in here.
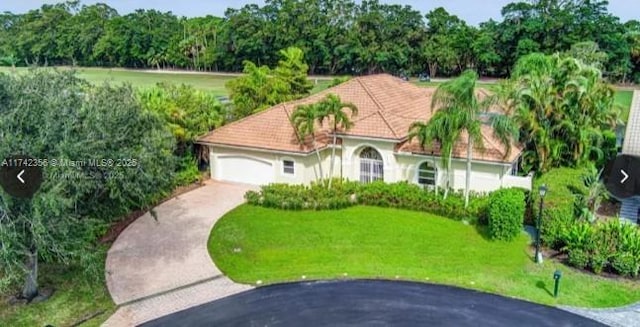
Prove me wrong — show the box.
[316,94,358,189]
[431,70,491,208]
[408,111,462,199]
[291,103,324,181]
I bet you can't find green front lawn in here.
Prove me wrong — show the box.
[209,205,640,308]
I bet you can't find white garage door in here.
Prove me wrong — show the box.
[216,156,274,185]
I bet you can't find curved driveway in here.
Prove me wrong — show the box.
[103,181,256,326]
[141,280,605,327]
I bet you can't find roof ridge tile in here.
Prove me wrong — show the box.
[356,76,400,137]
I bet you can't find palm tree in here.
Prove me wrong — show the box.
[408,111,462,199]
[507,54,618,173]
[291,103,324,181]
[316,94,358,189]
[488,80,522,162]
[431,70,488,208]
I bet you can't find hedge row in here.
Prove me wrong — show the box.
[245,180,490,223]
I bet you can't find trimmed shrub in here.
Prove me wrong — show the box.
[590,251,608,275]
[532,167,589,249]
[487,188,526,241]
[611,253,640,278]
[567,249,589,269]
[245,179,488,223]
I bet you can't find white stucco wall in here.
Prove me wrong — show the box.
[209,145,340,185]
[395,153,513,193]
[207,141,531,192]
[341,138,399,183]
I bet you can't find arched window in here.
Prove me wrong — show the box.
[417,162,437,186]
[359,147,384,183]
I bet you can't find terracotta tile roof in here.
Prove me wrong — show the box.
[397,125,523,163]
[197,74,522,163]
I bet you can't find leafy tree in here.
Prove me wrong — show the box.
[225,61,291,118]
[315,94,358,189]
[0,70,175,300]
[226,47,312,119]
[472,21,502,75]
[565,41,608,69]
[291,103,325,180]
[0,0,638,82]
[423,8,467,77]
[67,3,118,66]
[137,83,224,156]
[274,47,313,97]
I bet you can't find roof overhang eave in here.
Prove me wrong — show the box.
[198,141,317,157]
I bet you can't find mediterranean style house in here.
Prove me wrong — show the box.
[197,74,532,192]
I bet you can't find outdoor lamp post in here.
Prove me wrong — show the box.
[535,184,548,264]
[553,269,562,298]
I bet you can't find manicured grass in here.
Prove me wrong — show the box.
[615,90,634,123]
[0,67,332,96]
[209,205,640,308]
[0,254,114,327]
[0,67,632,118]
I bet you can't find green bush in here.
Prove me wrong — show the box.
[560,220,640,278]
[590,251,609,275]
[561,222,595,252]
[532,167,588,249]
[611,253,640,278]
[174,154,201,186]
[567,249,590,269]
[245,179,488,223]
[487,188,526,241]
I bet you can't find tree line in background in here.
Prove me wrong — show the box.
[1,0,640,82]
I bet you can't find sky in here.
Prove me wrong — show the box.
[1,0,639,25]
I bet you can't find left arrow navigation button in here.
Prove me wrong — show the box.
[0,155,44,198]
[17,169,25,184]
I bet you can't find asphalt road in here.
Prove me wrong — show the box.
[141,280,605,327]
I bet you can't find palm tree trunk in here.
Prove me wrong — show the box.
[22,247,38,300]
[465,138,472,209]
[312,138,324,181]
[328,132,337,189]
[433,157,438,196]
[444,149,452,199]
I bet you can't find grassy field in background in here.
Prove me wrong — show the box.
[0,66,333,96]
[0,65,635,124]
[209,205,640,308]
[0,67,634,121]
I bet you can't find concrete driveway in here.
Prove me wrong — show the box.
[103,181,256,326]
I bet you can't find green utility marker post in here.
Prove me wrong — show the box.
[553,269,562,298]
